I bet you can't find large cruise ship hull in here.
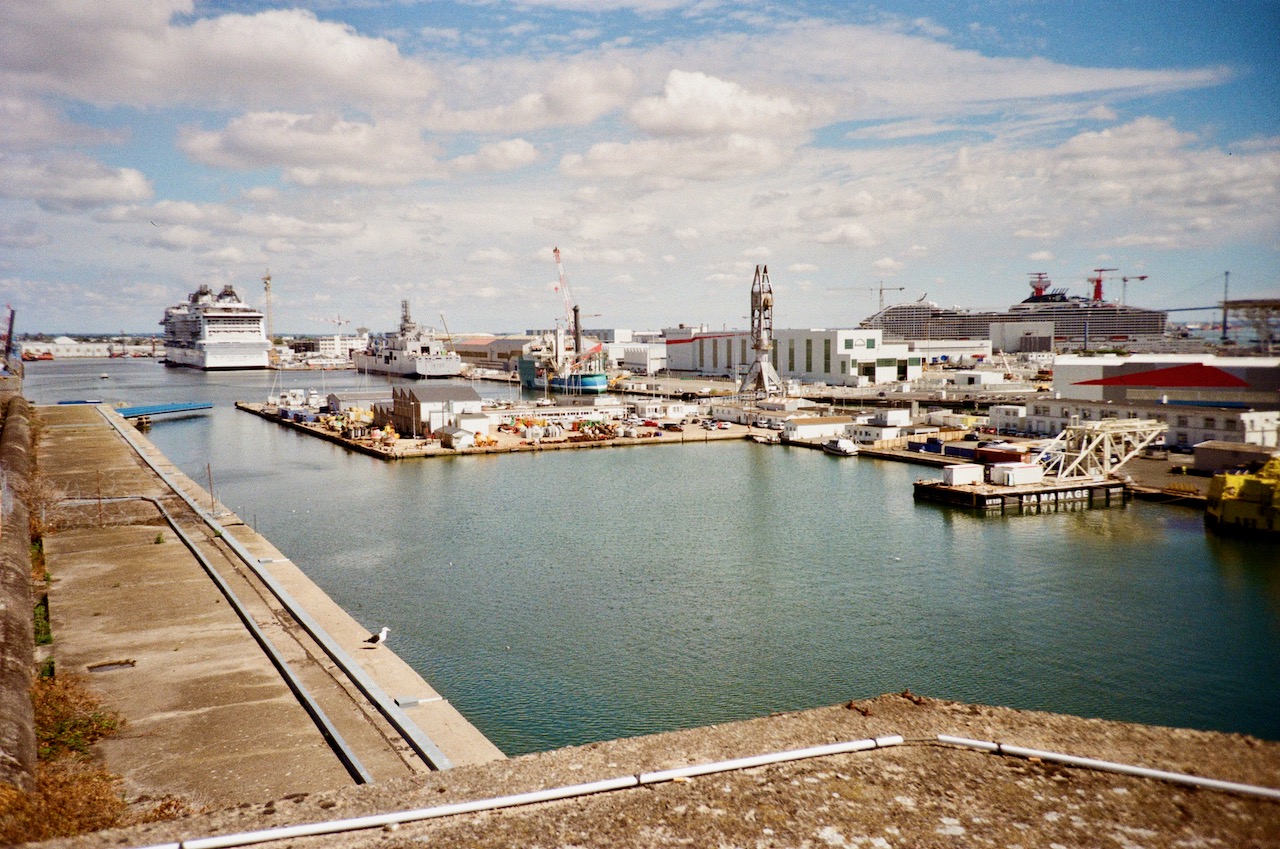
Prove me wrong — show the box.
[861,297,1167,349]
[163,343,269,370]
[161,283,270,370]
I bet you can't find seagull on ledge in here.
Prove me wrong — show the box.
[364,626,389,647]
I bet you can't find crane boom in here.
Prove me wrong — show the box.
[552,247,575,332]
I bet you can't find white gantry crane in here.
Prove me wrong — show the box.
[1035,419,1167,480]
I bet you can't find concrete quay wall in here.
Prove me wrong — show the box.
[34,403,502,809]
[0,396,36,793]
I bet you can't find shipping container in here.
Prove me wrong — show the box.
[990,462,1045,486]
[942,464,984,486]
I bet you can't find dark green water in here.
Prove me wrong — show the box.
[26,359,1280,755]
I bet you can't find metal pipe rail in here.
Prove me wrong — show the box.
[97,407,454,770]
[132,735,906,849]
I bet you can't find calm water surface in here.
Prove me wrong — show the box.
[25,360,1280,754]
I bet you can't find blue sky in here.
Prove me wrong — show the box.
[2,1,1276,334]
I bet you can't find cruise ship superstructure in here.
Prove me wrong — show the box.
[352,300,464,379]
[860,272,1168,350]
[161,284,271,370]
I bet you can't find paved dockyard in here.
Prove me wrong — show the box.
[36,404,503,808]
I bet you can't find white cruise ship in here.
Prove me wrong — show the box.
[352,300,464,378]
[860,272,1168,350]
[161,284,271,370]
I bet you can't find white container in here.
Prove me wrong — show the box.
[942,463,984,486]
[992,462,1044,486]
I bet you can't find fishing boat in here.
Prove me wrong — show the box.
[822,438,859,457]
[353,300,463,379]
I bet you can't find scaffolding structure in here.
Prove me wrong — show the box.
[1035,419,1167,480]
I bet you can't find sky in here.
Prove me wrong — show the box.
[2,1,1277,336]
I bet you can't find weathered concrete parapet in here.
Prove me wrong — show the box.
[0,395,36,792]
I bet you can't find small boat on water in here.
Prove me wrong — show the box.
[752,433,780,445]
[823,438,859,457]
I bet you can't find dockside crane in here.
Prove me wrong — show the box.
[1088,268,1119,302]
[263,270,279,366]
[552,247,577,336]
[1121,275,1149,306]
[439,312,456,354]
[830,283,906,313]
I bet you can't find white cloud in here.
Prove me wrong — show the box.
[629,70,805,137]
[429,64,634,133]
[450,139,540,174]
[0,97,125,149]
[814,223,878,247]
[562,135,790,183]
[0,219,48,249]
[0,154,151,211]
[0,4,436,110]
[872,257,904,272]
[180,112,444,187]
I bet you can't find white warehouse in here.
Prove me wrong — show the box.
[666,326,923,386]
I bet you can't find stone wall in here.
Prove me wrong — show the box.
[0,395,36,791]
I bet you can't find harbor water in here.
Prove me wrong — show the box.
[24,359,1280,755]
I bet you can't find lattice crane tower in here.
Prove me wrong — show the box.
[738,264,783,398]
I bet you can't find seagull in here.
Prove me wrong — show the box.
[364,626,389,647]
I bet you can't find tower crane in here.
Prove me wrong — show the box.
[310,313,351,331]
[830,283,906,313]
[1120,275,1148,305]
[1088,268,1119,302]
[552,247,576,334]
[262,270,278,366]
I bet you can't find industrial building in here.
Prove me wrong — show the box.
[664,325,923,387]
[1051,354,1280,408]
[1020,401,1278,450]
